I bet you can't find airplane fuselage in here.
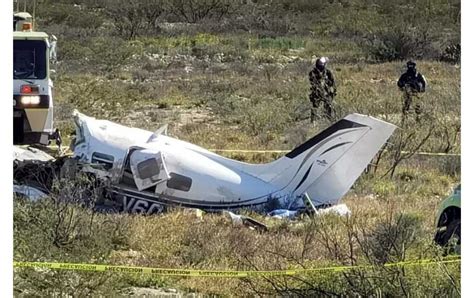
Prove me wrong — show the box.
[72,111,396,214]
[73,121,288,211]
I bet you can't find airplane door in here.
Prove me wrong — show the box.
[129,148,170,191]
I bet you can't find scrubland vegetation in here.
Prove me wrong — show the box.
[14,0,460,296]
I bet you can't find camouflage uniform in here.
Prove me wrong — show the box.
[397,61,427,118]
[309,65,336,121]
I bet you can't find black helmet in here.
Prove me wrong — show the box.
[407,60,416,68]
[316,57,328,70]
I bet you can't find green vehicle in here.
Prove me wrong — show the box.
[434,184,461,250]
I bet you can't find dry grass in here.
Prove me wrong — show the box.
[54,60,460,156]
[19,48,461,297]
[14,164,459,295]
[15,1,460,295]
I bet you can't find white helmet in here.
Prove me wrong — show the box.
[316,57,329,69]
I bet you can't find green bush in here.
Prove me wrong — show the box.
[58,39,93,61]
[37,4,71,26]
[64,10,104,30]
[165,0,237,23]
[365,26,438,62]
[88,37,135,71]
[440,43,461,64]
[59,37,134,72]
[102,0,165,39]
[252,36,305,50]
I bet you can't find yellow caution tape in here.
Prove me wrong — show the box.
[13,257,460,278]
[44,144,459,157]
[209,149,460,157]
[398,151,460,157]
[210,149,290,154]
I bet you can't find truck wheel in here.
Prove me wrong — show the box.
[442,219,461,254]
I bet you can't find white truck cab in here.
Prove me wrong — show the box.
[13,12,59,146]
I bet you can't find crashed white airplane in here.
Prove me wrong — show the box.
[71,111,396,214]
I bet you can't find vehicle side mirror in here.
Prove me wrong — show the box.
[454,185,461,195]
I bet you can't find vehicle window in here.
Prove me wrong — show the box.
[137,158,160,180]
[167,173,192,192]
[455,184,461,193]
[14,40,47,79]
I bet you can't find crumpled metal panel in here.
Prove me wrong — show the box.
[13,146,55,163]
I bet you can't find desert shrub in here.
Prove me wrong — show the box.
[14,184,460,296]
[35,3,101,29]
[55,36,134,73]
[237,211,459,296]
[14,174,131,296]
[64,9,104,30]
[87,37,136,72]
[270,0,332,14]
[251,36,305,50]
[362,213,423,264]
[58,39,94,61]
[372,179,397,198]
[36,4,71,25]
[206,91,306,143]
[440,43,461,64]
[165,0,238,23]
[234,4,294,35]
[47,23,100,41]
[349,0,459,62]
[437,156,461,177]
[46,34,134,73]
[365,26,439,62]
[101,0,165,39]
[58,76,141,119]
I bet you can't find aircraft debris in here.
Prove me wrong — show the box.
[13,184,48,201]
[315,204,351,217]
[13,145,61,198]
[14,146,55,163]
[267,204,351,220]
[13,111,395,222]
[224,211,268,231]
[302,192,318,214]
[68,110,395,214]
[267,209,300,219]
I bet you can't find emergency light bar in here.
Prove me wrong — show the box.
[22,22,32,31]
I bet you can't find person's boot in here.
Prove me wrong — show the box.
[310,109,316,124]
[415,104,422,123]
[323,101,333,121]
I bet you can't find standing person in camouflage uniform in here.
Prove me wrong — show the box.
[309,57,337,122]
[397,60,427,121]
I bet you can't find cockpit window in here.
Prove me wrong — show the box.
[14,40,47,79]
[137,158,161,180]
[167,173,192,192]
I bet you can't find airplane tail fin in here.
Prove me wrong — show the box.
[256,114,396,206]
